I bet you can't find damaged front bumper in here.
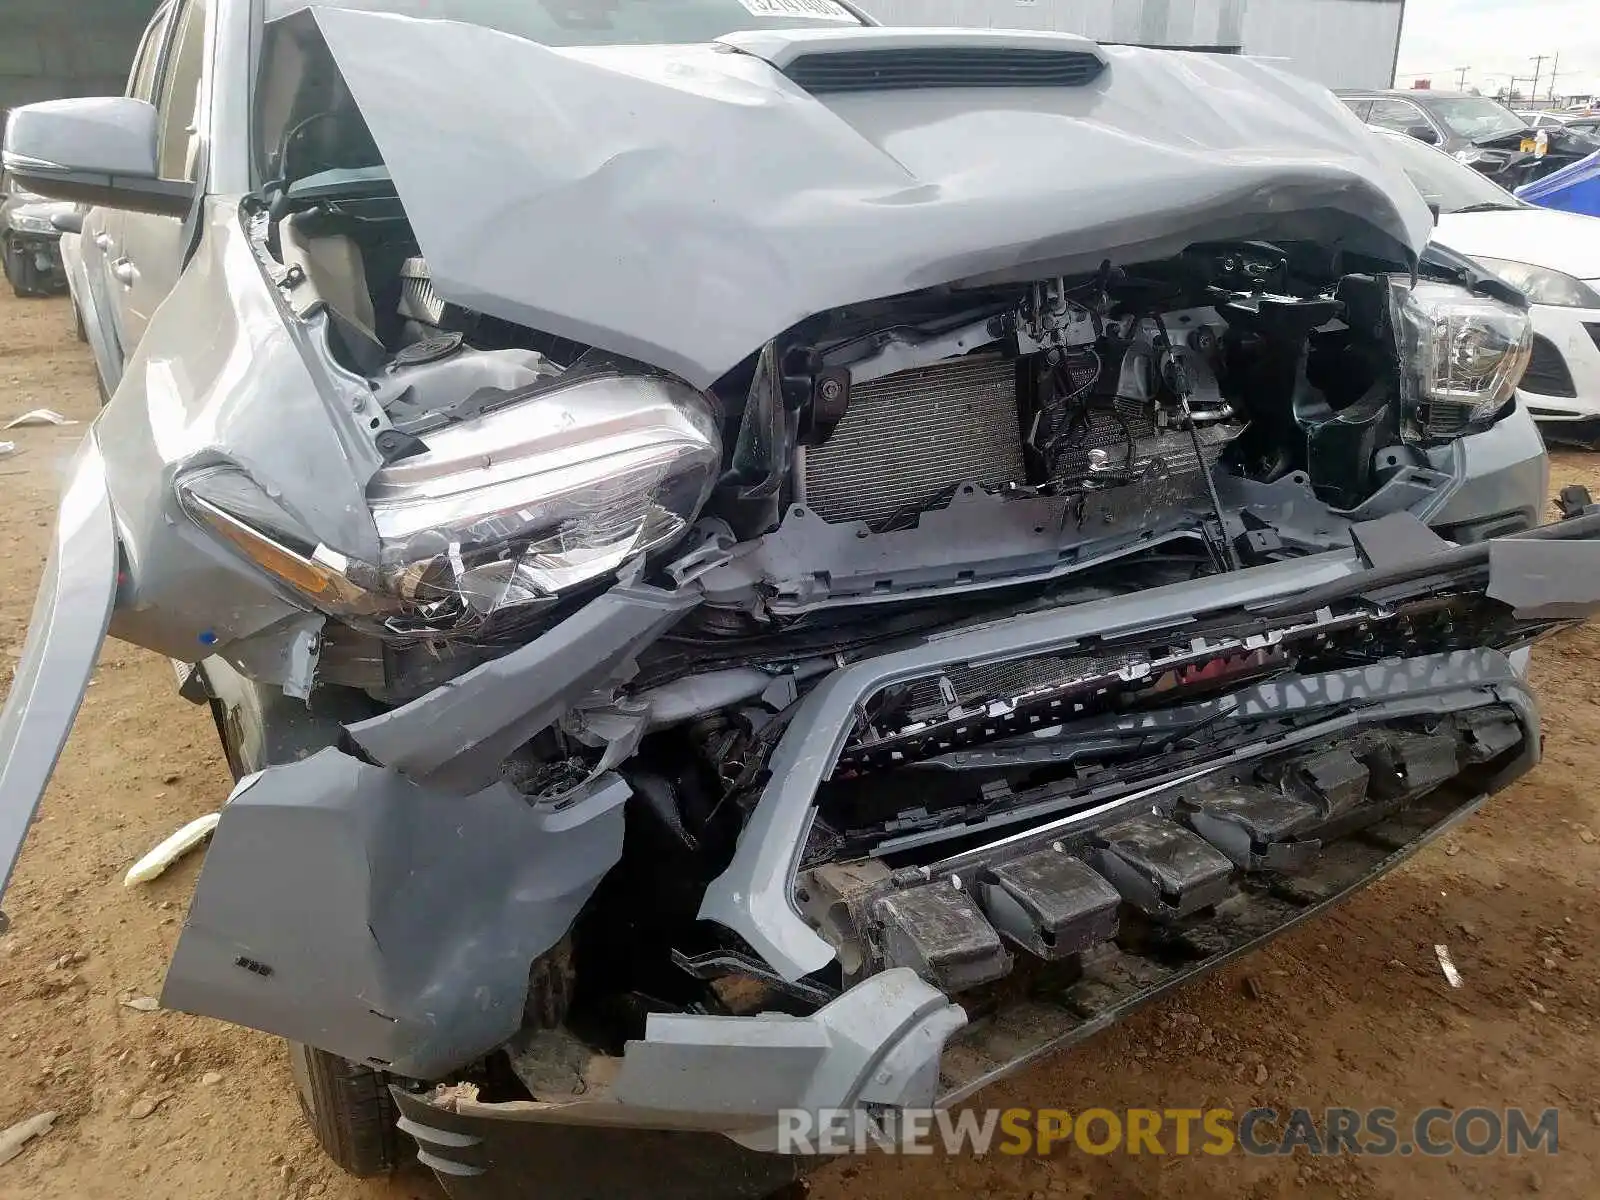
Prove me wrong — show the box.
[163,511,1599,1200]
[6,440,1600,1199]
[391,684,1514,1198]
[383,648,1538,1191]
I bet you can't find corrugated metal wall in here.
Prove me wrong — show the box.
[855,0,1403,89]
[1237,0,1402,89]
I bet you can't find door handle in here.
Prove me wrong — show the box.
[94,232,114,251]
[111,259,138,286]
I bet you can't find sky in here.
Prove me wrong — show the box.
[1393,0,1600,100]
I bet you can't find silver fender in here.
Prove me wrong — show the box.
[0,436,118,915]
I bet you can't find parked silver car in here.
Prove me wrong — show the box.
[4,3,1599,1197]
[0,173,73,297]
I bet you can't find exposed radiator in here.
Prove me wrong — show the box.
[801,355,1025,526]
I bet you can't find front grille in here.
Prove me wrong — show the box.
[1521,333,1577,398]
[1417,399,1475,438]
[784,47,1106,95]
[1585,322,1600,353]
[902,653,1105,715]
[801,355,1025,526]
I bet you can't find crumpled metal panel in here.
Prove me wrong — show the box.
[161,748,626,1079]
[96,201,386,661]
[298,13,1432,389]
[1488,534,1600,618]
[345,576,701,790]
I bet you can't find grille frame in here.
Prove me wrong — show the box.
[784,47,1107,95]
[800,355,1026,527]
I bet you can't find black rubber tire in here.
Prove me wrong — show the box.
[287,1041,399,1178]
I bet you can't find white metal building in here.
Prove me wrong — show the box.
[854,0,1405,90]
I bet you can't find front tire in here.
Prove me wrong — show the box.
[287,1042,399,1178]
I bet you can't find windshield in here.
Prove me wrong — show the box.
[1373,131,1521,214]
[1426,96,1529,142]
[262,0,865,45]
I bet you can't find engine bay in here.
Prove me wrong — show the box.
[263,189,1488,647]
[370,234,1405,536]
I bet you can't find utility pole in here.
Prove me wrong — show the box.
[1546,52,1559,104]
[1530,54,1551,104]
[1455,65,1471,90]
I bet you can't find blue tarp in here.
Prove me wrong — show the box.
[1516,149,1600,216]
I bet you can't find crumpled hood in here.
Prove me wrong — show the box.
[302,11,1434,390]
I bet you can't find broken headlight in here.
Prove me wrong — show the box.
[1391,279,1533,440]
[179,373,720,637]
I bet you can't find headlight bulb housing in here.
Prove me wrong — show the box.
[1389,279,1533,440]
[179,372,721,639]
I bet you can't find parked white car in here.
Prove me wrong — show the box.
[1375,126,1600,445]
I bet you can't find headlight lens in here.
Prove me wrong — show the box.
[1390,279,1533,438]
[9,212,56,234]
[1473,257,1600,308]
[180,372,721,638]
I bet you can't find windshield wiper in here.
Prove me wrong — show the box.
[1451,202,1522,214]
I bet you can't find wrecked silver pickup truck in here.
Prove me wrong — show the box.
[3,3,1599,1196]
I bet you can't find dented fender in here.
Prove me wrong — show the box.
[0,435,118,918]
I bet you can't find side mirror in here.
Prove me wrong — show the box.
[2,97,193,218]
[51,210,85,235]
[1407,124,1441,146]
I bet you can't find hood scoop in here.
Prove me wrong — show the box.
[720,27,1107,95]
[783,45,1106,94]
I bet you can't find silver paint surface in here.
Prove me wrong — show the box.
[308,14,1434,389]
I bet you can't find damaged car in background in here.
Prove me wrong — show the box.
[4,3,1600,1196]
[0,173,72,297]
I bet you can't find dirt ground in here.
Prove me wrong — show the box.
[0,286,1596,1199]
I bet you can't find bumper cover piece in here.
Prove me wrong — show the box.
[392,1089,804,1200]
[0,437,118,920]
[390,967,962,1192]
[161,749,626,1079]
[614,968,964,1147]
